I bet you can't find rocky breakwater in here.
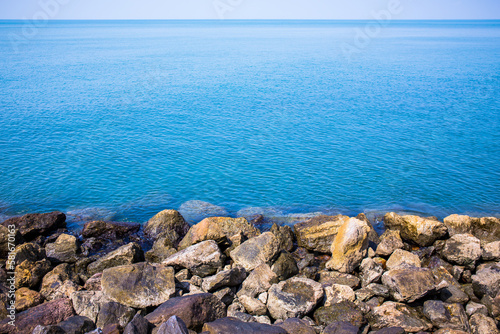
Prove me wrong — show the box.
[0,210,499,333]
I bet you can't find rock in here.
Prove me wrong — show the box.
[482,241,500,261]
[102,262,175,308]
[293,215,350,253]
[163,240,224,277]
[84,273,103,291]
[469,313,499,334]
[87,242,144,275]
[367,301,432,332]
[432,266,469,304]
[178,200,228,223]
[15,287,44,312]
[375,229,404,257]
[144,293,226,331]
[102,323,121,334]
[318,270,360,289]
[96,301,135,328]
[230,232,280,271]
[144,210,189,247]
[383,212,447,246]
[213,287,235,306]
[325,218,370,273]
[82,220,140,240]
[423,300,470,332]
[441,234,482,267]
[239,263,279,297]
[324,284,355,306]
[1,211,66,240]
[145,236,177,263]
[270,223,294,252]
[371,328,405,334]
[0,224,22,258]
[313,301,364,327]
[382,267,436,303]
[56,315,96,334]
[40,263,82,300]
[443,214,475,236]
[239,295,268,316]
[466,301,489,317]
[157,315,189,334]
[70,290,111,323]
[355,283,390,301]
[359,257,384,287]
[471,264,500,298]
[267,277,324,320]
[275,318,316,334]
[202,266,246,292]
[271,251,299,281]
[444,215,500,243]
[386,249,421,270]
[227,301,246,318]
[433,329,470,334]
[202,317,288,334]
[322,321,359,334]
[229,311,257,323]
[0,298,74,334]
[15,258,52,289]
[481,293,500,321]
[13,242,45,264]
[123,313,150,334]
[45,233,80,264]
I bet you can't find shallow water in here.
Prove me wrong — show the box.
[0,20,499,226]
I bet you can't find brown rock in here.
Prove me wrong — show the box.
[382,267,436,303]
[238,263,279,298]
[1,211,66,240]
[293,215,350,253]
[367,301,432,332]
[15,258,52,289]
[376,229,404,257]
[318,270,361,289]
[230,232,280,271]
[202,317,287,334]
[313,301,364,327]
[270,223,294,252]
[275,318,316,334]
[384,212,447,246]
[45,233,80,264]
[15,287,44,312]
[144,209,189,247]
[162,240,224,277]
[82,220,140,240]
[87,242,144,276]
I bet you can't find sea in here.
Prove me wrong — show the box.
[0,20,499,228]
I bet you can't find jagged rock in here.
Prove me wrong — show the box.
[367,301,432,332]
[144,293,226,331]
[102,323,121,334]
[238,263,279,297]
[482,241,500,261]
[375,229,404,257]
[96,301,135,328]
[359,257,384,287]
[267,277,324,320]
[324,284,355,306]
[355,283,390,301]
[202,317,288,334]
[102,262,175,308]
[466,301,489,317]
[45,233,80,264]
[15,258,52,289]
[382,267,436,303]
[469,313,499,334]
[123,313,150,334]
[432,266,469,304]
[145,236,177,263]
[227,301,246,318]
[157,315,189,334]
[13,242,45,264]
[481,293,500,321]
[84,273,102,291]
[163,240,224,277]
[202,266,246,292]
[384,212,447,246]
[0,298,74,334]
[70,290,111,323]
[87,242,144,275]
[443,214,475,236]
[15,287,44,312]
[322,321,359,334]
[275,318,316,334]
[444,215,500,243]
[40,263,82,300]
[82,220,140,240]
[325,218,370,273]
[144,210,189,247]
[230,232,280,271]
[386,249,421,270]
[441,234,482,267]
[313,301,364,327]
[1,211,66,240]
[178,200,228,223]
[423,300,470,332]
[0,225,22,258]
[214,287,235,306]
[239,295,268,316]
[471,264,500,298]
[433,329,470,334]
[270,223,294,252]
[293,215,350,253]
[55,315,96,334]
[271,251,299,281]
[318,270,360,289]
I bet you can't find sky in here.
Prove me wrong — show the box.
[0,0,500,20]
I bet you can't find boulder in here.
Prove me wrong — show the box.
[355,283,390,301]
[0,224,22,258]
[359,257,384,287]
[471,264,500,299]
[40,263,82,301]
[444,215,500,243]
[239,263,279,297]
[13,242,45,264]
[213,287,235,306]
[144,209,189,247]
[313,301,364,327]
[382,267,436,303]
[102,262,175,308]
[87,242,144,275]
[178,200,228,223]
[383,212,447,246]
[145,236,177,263]
[469,313,499,334]
[322,321,359,334]
[443,214,475,236]
[157,315,189,334]
[230,232,280,271]
[15,258,52,289]
[367,301,432,332]
[318,270,360,289]
[375,229,404,257]
[324,284,355,306]
[386,249,421,270]
[202,317,288,334]
[239,295,268,316]
[1,211,66,240]
[441,234,482,267]
[325,218,370,273]
[82,220,140,240]
[70,290,111,323]
[55,315,96,334]
[96,301,135,328]
[202,266,246,292]
[423,300,470,332]
[15,287,44,312]
[293,215,350,253]
[163,240,224,277]
[466,301,489,317]
[271,251,299,281]
[482,241,500,261]
[123,314,150,334]
[267,277,324,320]
[432,266,469,304]
[275,317,316,334]
[84,273,102,291]
[45,233,80,263]
[270,223,294,252]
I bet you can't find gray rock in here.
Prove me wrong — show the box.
[96,301,135,328]
[270,223,294,252]
[318,270,360,289]
[46,233,80,264]
[238,264,279,297]
[367,301,432,332]
[423,300,470,332]
[324,284,355,306]
[469,313,499,334]
[87,242,144,275]
[157,315,189,334]
[239,295,268,316]
[213,287,235,306]
[471,264,500,298]
[355,283,390,302]
[202,266,246,292]
[144,210,189,247]
[313,301,364,327]
[386,249,421,270]
[375,229,404,257]
[230,232,280,271]
[466,301,489,317]
[145,236,177,263]
[322,321,359,334]
[271,251,299,281]
[482,241,500,261]
[70,291,111,323]
[432,266,469,304]
[123,314,150,334]
[442,234,482,267]
[371,328,405,334]
[382,267,436,303]
[162,240,224,277]
[359,257,384,287]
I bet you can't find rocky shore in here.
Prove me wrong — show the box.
[0,210,499,334]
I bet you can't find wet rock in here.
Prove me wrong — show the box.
[87,242,144,275]
[324,284,355,306]
[271,251,299,281]
[70,290,111,323]
[239,295,267,316]
[471,264,500,299]
[482,241,500,261]
[238,263,279,297]
[0,298,74,334]
[144,293,226,331]
[202,266,246,292]
[322,321,359,334]
[123,313,150,334]
[230,232,280,271]
[313,301,364,327]
[56,315,96,334]
[178,200,228,223]
[293,215,350,253]
[275,318,316,334]
[384,212,447,246]
[423,300,470,332]
[157,315,189,334]
[468,313,499,334]
[163,240,224,277]
[15,258,52,289]
[1,211,66,240]
[96,301,135,328]
[359,257,384,287]
[102,262,175,308]
[15,287,44,312]
[40,263,82,301]
[213,287,235,306]
[367,301,432,332]
[267,277,324,320]
[375,229,404,257]
[270,223,294,252]
[46,233,80,264]
[441,234,482,267]
[382,267,436,303]
[144,210,189,247]
[202,317,288,334]
[386,249,421,270]
[145,236,177,263]
[318,270,360,289]
[325,218,370,273]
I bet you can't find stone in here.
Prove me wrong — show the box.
[203,317,287,333]
[84,273,103,291]
[0,224,22,258]
[96,301,136,328]
[423,300,470,332]
[213,287,235,306]
[482,241,500,261]
[201,266,246,292]
[267,277,324,320]
[102,262,175,308]
[157,315,189,334]
[371,328,405,334]
[239,295,268,316]
[293,215,350,253]
[359,257,384,287]
[45,233,80,263]
[318,270,360,289]
[0,298,74,334]
[481,293,500,321]
[375,229,404,257]
[466,301,489,317]
[15,258,52,289]
[382,267,436,303]
[230,232,280,271]
[238,263,279,297]
[433,329,470,334]
[324,284,355,306]
[444,215,500,243]
[82,220,140,240]
[56,315,96,334]
[227,302,246,318]
[40,263,82,301]
[13,242,45,264]
[1,211,66,240]
[15,287,44,312]
[271,251,299,281]
[355,283,390,302]
[123,313,150,334]
[87,242,144,275]
[274,318,316,334]
[367,301,432,332]
[178,200,228,223]
[443,214,475,236]
[471,264,500,298]
[325,218,370,273]
[229,311,257,323]
[145,236,177,263]
[70,290,111,323]
[144,293,226,331]
[322,321,359,334]
[441,234,482,267]
[386,249,421,270]
[469,313,499,334]
[270,223,294,252]
[102,323,121,334]
[313,302,364,327]
[432,266,469,304]
[383,212,447,246]
[163,240,224,277]
[144,209,189,247]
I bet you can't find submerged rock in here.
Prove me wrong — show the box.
[178,200,228,223]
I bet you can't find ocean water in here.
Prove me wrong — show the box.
[0,20,499,226]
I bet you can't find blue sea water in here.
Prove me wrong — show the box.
[0,20,499,226]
